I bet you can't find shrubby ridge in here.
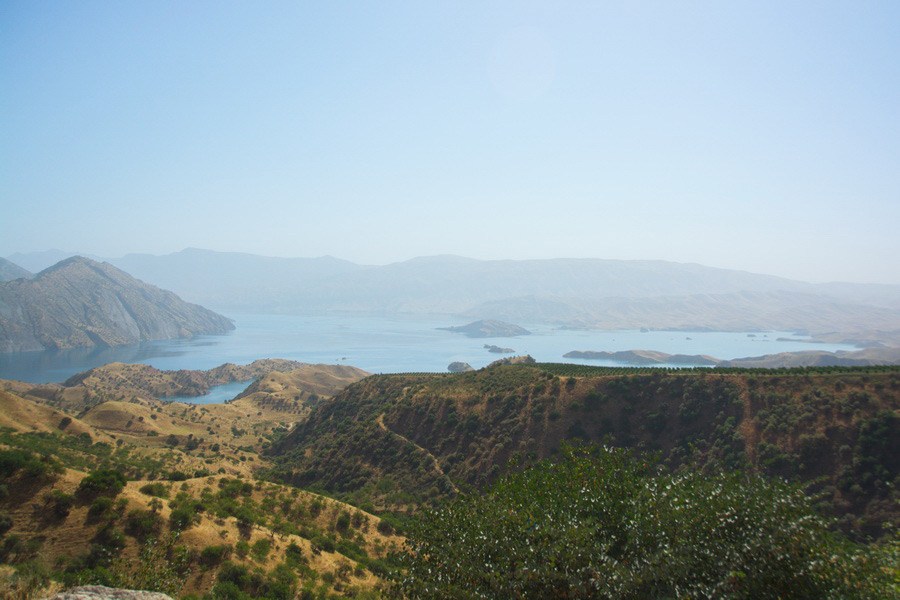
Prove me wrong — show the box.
[393,444,897,599]
[269,364,899,539]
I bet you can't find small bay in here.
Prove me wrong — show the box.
[167,379,255,405]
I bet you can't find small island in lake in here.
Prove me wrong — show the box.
[484,344,515,353]
[563,350,720,365]
[438,319,531,338]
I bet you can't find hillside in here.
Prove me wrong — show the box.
[0,257,234,353]
[269,364,899,539]
[0,258,31,283]
[0,361,389,599]
[0,359,368,443]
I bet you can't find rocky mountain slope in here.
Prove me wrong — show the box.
[0,257,234,353]
[0,258,31,283]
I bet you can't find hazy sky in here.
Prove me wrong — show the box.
[2,1,898,283]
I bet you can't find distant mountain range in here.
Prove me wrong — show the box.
[0,256,233,353]
[563,346,900,367]
[7,248,900,338]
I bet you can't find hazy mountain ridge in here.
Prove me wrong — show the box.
[9,249,900,336]
[466,290,900,333]
[0,258,32,282]
[0,257,234,353]
[563,347,900,367]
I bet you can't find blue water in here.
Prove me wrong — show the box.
[0,313,855,385]
[167,379,255,405]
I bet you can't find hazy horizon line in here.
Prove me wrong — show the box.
[6,246,900,288]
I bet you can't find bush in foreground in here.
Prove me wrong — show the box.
[393,444,896,599]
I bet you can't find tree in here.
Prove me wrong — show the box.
[77,469,127,498]
[393,444,894,599]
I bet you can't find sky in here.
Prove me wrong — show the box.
[1,1,898,284]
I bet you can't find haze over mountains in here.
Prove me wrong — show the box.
[7,248,900,337]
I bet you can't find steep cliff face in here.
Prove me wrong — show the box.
[0,257,234,352]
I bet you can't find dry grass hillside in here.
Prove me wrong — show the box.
[0,464,401,599]
[0,360,394,600]
[9,359,352,415]
[0,391,102,440]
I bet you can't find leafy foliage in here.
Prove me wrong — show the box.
[393,444,895,599]
[0,448,61,479]
[77,468,127,498]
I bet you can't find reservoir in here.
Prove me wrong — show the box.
[0,313,857,384]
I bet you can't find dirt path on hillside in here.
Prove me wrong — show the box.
[377,413,459,493]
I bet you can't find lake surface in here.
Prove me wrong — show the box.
[0,313,857,385]
[167,379,255,405]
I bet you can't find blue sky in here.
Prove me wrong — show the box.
[1,1,898,283]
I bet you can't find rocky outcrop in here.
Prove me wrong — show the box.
[438,319,531,338]
[41,586,173,600]
[486,355,536,367]
[0,257,234,352]
[448,361,474,372]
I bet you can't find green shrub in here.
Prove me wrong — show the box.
[311,535,335,554]
[47,490,75,518]
[87,496,115,519]
[284,542,305,567]
[169,505,199,531]
[139,482,169,498]
[125,509,163,540]
[250,538,271,561]
[234,540,249,558]
[200,544,231,565]
[335,511,351,532]
[0,448,58,478]
[394,444,893,599]
[77,469,127,498]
